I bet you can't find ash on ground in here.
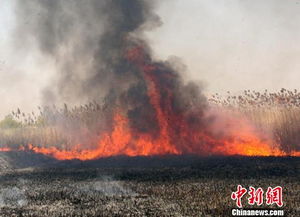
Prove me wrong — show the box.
[0,153,299,217]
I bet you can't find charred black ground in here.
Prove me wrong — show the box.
[0,151,299,177]
[0,153,299,216]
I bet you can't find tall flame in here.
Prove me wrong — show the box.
[1,46,299,160]
[0,111,299,160]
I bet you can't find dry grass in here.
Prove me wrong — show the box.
[1,89,300,153]
[209,89,300,152]
[1,102,108,147]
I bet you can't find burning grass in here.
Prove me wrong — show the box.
[209,88,300,155]
[0,89,300,159]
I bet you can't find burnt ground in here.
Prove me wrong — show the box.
[0,153,299,217]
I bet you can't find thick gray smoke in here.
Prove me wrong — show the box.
[14,0,161,105]
[8,0,298,156]
[14,0,207,141]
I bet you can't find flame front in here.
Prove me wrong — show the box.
[1,46,299,160]
[1,111,299,160]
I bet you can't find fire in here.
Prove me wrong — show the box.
[0,110,299,159]
[0,147,12,152]
[0,46,299,160]
[211,133,285,156]
[0,113,180,160]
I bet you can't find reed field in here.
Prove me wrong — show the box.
[1,88,300,154]
[0,102,107,148]
[0,90,299,216]
[209,88,300,153]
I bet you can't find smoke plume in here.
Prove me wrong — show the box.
[8,0,294,159]
[14,0,207,140]
[14,0,163,105]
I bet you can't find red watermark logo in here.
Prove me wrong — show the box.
[231,185,283,208]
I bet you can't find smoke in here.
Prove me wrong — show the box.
[14,0,161,105]
[9,0,294,157]
[76,176,136,197]
[13,0,208,141]
[0,186,27,207]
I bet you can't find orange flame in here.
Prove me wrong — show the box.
[1,46,299,160]
[0,111,299,160]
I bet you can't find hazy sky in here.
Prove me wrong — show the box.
[1,0,300,116]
